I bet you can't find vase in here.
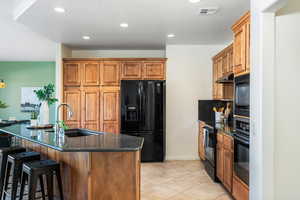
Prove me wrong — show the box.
[39,101,50,125]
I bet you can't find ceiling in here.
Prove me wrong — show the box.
[0,1,56,61]
[14,0,250,50]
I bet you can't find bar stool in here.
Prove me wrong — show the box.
[2,151,41,200]
[19,160,64,200]
[0,146,26,199]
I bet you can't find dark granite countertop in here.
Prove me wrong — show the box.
[0,124,143,152]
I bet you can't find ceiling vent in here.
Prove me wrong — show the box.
[198,7,219,15]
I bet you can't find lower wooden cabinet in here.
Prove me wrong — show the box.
[232,174,249,200]
[198,122,206,160]
[216,132,234,192]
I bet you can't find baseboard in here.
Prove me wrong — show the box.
[166,155,200,161]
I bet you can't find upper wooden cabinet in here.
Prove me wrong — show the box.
[232,11,250,76]
[212,44,234,100]
[100,61,121,86]
[64,62,81,86]
[143,62,166,80]
[100,86,120,134]
[121,62,143,80]
[82,62,100,86]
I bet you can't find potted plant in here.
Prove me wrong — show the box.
[34,84,58,125]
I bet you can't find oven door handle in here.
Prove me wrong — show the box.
[234,135,249,145]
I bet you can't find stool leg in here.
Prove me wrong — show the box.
[10,163,21,200]
[39,175,46,200]
[28,173,37,200]
[46,174,53,200]
[19,172,27,200]
[0,155,8,200]
[2,161,12,200]
[55,169,64,200]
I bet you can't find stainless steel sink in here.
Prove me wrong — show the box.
[64,129,98,137]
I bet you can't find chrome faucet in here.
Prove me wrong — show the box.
[56,103,73,136]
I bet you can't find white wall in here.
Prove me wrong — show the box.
[165,45,225,160]
[274,1,300,199]
[71,50,165,58]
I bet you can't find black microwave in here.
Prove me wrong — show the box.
[234,74,250,117]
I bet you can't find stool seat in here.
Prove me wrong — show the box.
[8,151,40,161]
[23,160,59,173]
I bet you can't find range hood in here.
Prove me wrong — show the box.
[216,72,234,84]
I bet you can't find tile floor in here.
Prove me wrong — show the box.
[141,160,233,200]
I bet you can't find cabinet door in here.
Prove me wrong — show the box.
[216,58,223,99]
[223,149,233,192]
[121,62,143,80]
[143,62,165,80]
[212,61,218,99]
[64,89,81,128]
[216,143,224,182]
[82,62,100,86]
[222,53,229,75]
[245,21,251,73]
[82,87,100,131]
[100,87,120,134]
[233,25,247,75]
[232,175,249,200]
[100,61,120,86]
[198,123,205,160]
[228,48,234,73]
[64,62,81,86]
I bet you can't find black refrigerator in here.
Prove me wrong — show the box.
[121,80,166,162]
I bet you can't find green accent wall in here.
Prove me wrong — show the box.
[0,62,56,123]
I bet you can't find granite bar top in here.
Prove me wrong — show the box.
[0,124,144,152]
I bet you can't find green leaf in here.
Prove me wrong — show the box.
[0,100,8,109]
[34,83,58,105]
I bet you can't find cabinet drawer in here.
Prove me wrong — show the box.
[223,135,233,150]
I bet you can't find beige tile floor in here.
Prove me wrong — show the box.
[141,160,233,200]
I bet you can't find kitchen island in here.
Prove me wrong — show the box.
[0,124,143,200]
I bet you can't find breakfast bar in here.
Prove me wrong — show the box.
[0,123,143,200]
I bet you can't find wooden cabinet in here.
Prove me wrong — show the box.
[100,87,120,134]
[216,132,234,192]
[63,58,166,133]
[121,62,143,80]
[82,62,100,86]
[143,62,165,80]
[216,134,224,182]
[232,11,250,76]
[100,61,120,86]
[81,87,100,131]
[63,88,81,128]
[232,174,249,200]
[212,44,234,100]
[198,122,206,160]
[64,62,81,86]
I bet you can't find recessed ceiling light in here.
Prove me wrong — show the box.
[167,34,176,38]
[189,0,201,3]
[120,23,129,28]
[82,36,91,40]
[54,7,65,13]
